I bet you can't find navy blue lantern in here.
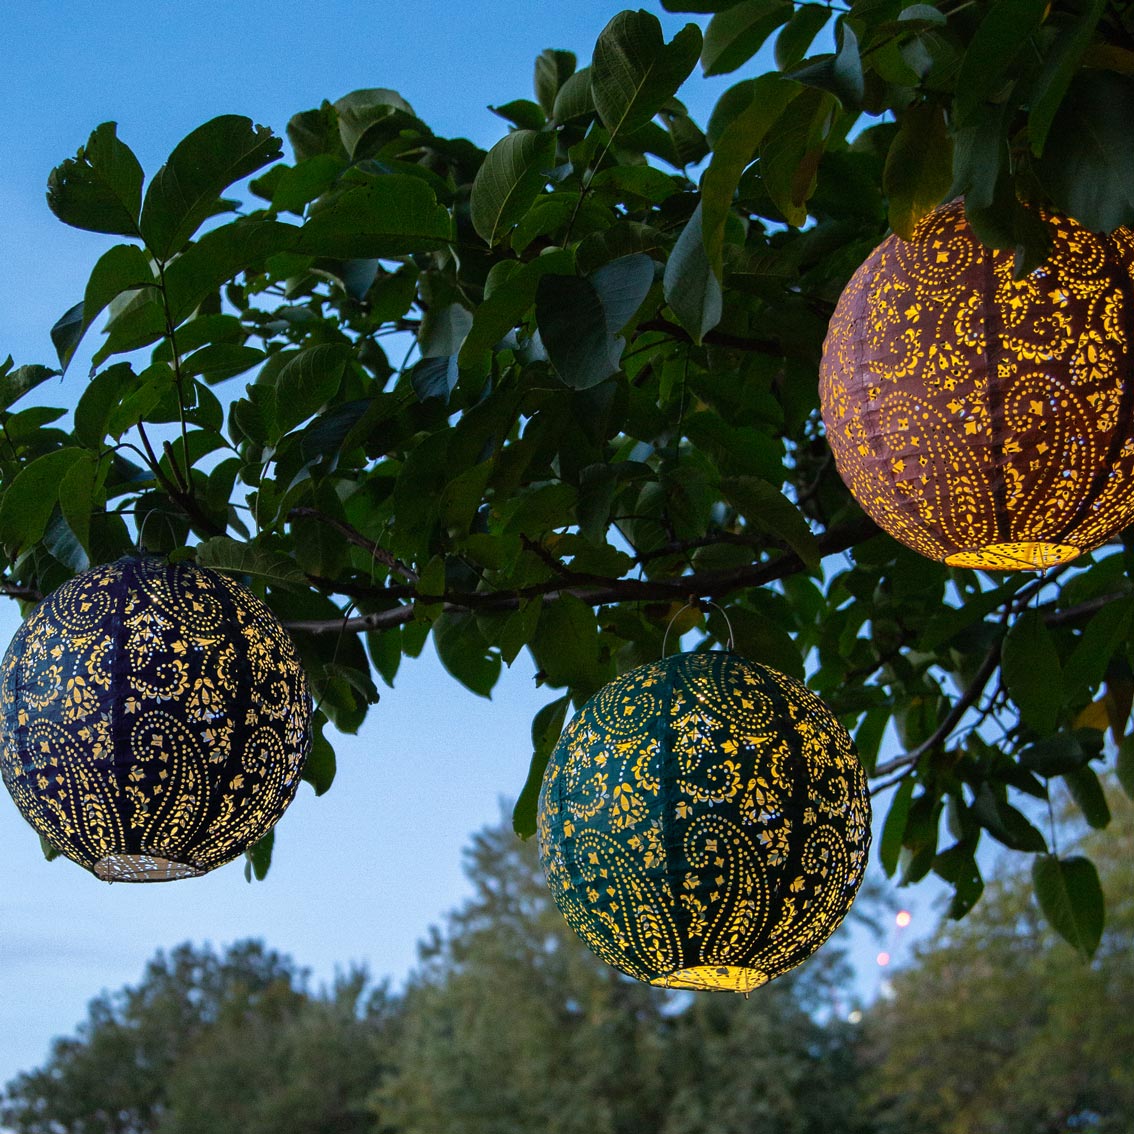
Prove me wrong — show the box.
[0,556,311,881]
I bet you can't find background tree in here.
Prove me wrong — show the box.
[379,817,870,1134]
[0,943,392,1134]
[2,0,1134,945]
[861,788,1134,1133]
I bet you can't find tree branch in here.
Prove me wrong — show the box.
[873,641,1003,777]
[289,507,419,582]
[282,515,880,634]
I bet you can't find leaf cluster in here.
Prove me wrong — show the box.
[3,3,1134,944]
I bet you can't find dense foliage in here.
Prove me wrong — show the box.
[4,802,1131,1133]
[2,1,1134,942]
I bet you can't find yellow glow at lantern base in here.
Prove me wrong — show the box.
[944,541,1081,571]
[94,853,205,883]
[650,965,769,993]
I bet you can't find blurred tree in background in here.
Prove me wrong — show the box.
[6,800,1129,1132]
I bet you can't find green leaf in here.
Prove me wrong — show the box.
[275,344,349,437]
[536,254,654,389]
[534,49,577,115]
[774,4,830,70]
[296,176,454,258]
[334,88,422,158]
[74,363,135,448]
[715,605,802,680]
[591,10,702,138]
[0,448,85,555]
[243,828,275,883]
[1064,765,1111,830]
[530,595,606,698]
[1117,735,1134,800]
[50,303,85,370]
[1032,853,1104,958]
[953,0,1048,126]
[164,218,298,323]
[301,711,337,796]
[1035,70,1134,232]
[550,67,595,125]
[489,100,547,131]
[0,360,59,413]
[140,115,283,258]
[884,102,953,239]
[663,202,722,344]
[972,784,1048,852]
[1063,596,1134,701]
[195,537,306,586]
[433,612,501,698]
[719,476,821,572]
[58,452,99,561]
[702,0,792,77]
[786,18,864,108]
[459,250,574,367]
[1002,610,1063,735]
[1028,0,1108,155]
[470,130,557,246]
[513,694,572,838]
[1019,731,1098,777]
[758,86,832,226]
[879,776,914,877]
[56,244,158,370]
[46,122,144,237]
[700,75,800,274]
[410,356,459,404]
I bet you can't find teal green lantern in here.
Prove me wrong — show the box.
[537,651,870,992]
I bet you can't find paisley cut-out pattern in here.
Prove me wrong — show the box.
[537,652,870,992]
[0,556,311,881]
[820,201,1134,570]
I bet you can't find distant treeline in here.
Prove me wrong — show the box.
[4,805,1132,1134]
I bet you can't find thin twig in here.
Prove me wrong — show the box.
[288,507,419,582]
[873,642,1002,776]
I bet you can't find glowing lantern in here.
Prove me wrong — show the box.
[537,651,871,992]
[0,556,311,881]
[819,200,1134,570]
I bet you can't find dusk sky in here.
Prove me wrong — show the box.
[0,1,913,1085]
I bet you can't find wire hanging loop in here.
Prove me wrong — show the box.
[661,596,735,657]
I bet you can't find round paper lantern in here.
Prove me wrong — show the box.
[537,651,870,992]
[819,200,1134,570]
[0,556,311,881]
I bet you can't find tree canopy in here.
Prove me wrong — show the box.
[2,0,1134,947]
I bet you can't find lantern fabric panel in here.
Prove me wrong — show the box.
[537,652,871,992]
[819,201,1134,570]
[0,556,311,881]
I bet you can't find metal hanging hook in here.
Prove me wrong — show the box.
[661,596,735,657]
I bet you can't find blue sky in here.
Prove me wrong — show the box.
[0,2,916,1085]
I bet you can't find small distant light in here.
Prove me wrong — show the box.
[896,910,912,928]
[847,1009,863,1024]
[876,951,891,967]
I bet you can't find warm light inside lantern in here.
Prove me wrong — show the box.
[651,965,768,993]
[538,652,872,992]
[94,854,205,882]
[944,541,1081,570]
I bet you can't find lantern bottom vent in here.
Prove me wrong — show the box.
[944,541,1081,571]
[93,854,205,883]
[650,965,769,993]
